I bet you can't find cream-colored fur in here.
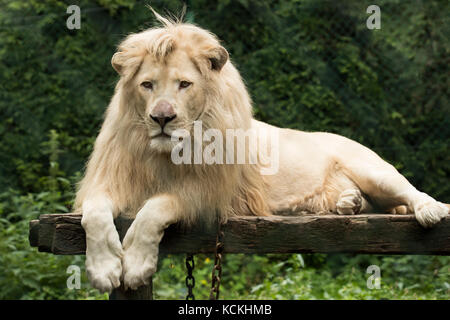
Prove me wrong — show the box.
[76,14,449,293]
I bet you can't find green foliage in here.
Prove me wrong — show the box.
[0,187,107,299]
[152,253,449,300]
[0,0,448,299]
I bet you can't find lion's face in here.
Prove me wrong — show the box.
[132,49,207,152]
[111,24,231,154]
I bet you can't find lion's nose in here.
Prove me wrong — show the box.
[150,100,177,128]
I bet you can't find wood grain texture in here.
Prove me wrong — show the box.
[29,213,450,255]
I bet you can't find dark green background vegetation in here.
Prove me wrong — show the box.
[0,0,448,299]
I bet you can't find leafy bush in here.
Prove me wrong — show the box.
[153,253,449,300]
[0,188,107,299]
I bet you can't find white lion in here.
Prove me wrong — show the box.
[75,12,449,293]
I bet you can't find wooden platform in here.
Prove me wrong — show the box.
[29,213,450,255]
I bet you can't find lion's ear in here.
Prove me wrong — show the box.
[207,46,228,71]
[111,52,125,75]
[196,45,229,74]
[111,51,142,79]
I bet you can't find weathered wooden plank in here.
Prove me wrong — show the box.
[29,214,450,255]
[29,220,40,247]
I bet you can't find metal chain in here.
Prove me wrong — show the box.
[185,254,195,300]
[209,226,224,300]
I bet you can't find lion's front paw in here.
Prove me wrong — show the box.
[122,248,157,290]
[336,189,362,215]
[122,227,159,290]
[414,200,449,228]
[85,231,123,293]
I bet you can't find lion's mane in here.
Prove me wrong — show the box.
[74,14,269,225]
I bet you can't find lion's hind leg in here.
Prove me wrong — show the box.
[386,205,409,215]
[336,189,374,215]
[338,144,449,227]
[337,192,414,216]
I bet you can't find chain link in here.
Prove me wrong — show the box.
[209,227,224,300]
[185,223,224,300]
[185,254,195,300]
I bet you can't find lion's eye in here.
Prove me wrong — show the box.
[141,81,153,90]
[179,81,192,89]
